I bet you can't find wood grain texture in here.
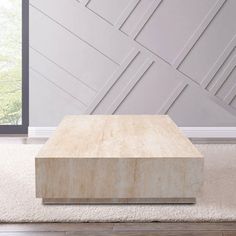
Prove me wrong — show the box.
[35,115,203,201]
[0,231,224,236]
[67,232,222,236]
[0,234,65,236]
[113,223,236,232]
[1,223,236,235]
[37,115,202,158]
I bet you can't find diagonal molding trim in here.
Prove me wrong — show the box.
[28,126,236,139]
[106,58,154,114]
[225,84,236,105]
[85,49,140,114]
[29,0,236,126]
[130,0,163,40]
[201,36,236,89]
[79,0,91,7]
[114,0,140,29]
[172,0,226,69]
[29,2,119,65]
[210,55,236,96]
[30,68,86,111]
[157,82,188,114]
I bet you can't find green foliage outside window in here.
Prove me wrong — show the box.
[0,0,22,125]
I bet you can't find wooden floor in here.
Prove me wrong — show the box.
[0,223,236,236]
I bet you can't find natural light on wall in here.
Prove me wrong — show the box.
[0,0,22,125]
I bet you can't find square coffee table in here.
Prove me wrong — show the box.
[35,115,203,204]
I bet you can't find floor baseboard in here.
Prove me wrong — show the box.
[28,126,236,139]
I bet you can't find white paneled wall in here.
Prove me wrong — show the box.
[29,0,236,127]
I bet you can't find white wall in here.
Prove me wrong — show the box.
[29,0,236,127]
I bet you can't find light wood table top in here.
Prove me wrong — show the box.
[37,115,202,159]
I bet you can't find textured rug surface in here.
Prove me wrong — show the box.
[0,144,236,222]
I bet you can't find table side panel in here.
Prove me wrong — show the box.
[35,157,203,199]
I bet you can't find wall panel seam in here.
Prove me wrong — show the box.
[29,3,119,65]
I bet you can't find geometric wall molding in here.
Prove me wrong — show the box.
[29,0,236,126]
[172,0,227,69]
[202,36,236,89]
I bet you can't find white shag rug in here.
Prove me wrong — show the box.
[0,144,236,223]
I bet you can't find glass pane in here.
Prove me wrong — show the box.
[0,0,22,125]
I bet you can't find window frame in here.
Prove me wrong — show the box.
[0,0,29,135]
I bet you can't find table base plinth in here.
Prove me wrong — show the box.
[42,198,196,205]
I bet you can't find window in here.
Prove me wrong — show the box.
[0,0,28,134]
